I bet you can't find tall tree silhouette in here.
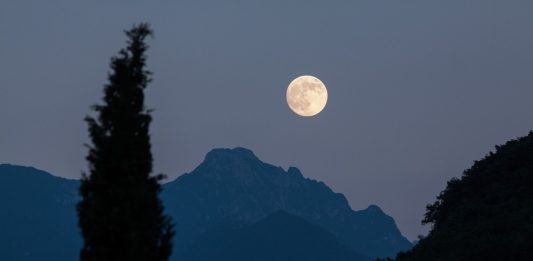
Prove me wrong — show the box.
[77,24,174,261]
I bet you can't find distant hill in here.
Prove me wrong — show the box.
[181,210,371,261]
[0,147,412,260]
[393,132,533,261]
[0,164,80,261]
[162,147,412,259]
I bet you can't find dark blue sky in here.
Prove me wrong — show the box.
[2,1,533,240]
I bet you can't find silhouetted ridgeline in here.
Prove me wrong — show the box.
[162,147,412,260]
[0,165,80,260]
[0,147,412,260]
[181,210,371,261]
[389,132,533,261]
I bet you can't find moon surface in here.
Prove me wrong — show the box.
[286,75,328,117]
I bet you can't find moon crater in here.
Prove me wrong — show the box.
[286,75,328,117]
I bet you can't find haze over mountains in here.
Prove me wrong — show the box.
[0,164,80,260]
[163,148,412,259]
[180,210,371,261]
[0,147,412,260]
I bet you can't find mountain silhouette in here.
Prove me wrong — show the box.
[393,132,533,260]
[162,147,412,259]
[0,147,411,260]
[181,210,371,261]
[0,164,80,260]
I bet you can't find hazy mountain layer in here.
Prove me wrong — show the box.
[0,148,412,260]
[162,147,412,259]
[181,210,371,261]
[0,164,80,261]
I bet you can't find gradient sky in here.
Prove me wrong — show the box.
[2,0,533,240]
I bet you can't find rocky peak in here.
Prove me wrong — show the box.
[164,147,413,259]
[364,204,385,214]
[204,147,259,163]
[194,147,290,186]
[287,166,304,178]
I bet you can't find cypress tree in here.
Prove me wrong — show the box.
[77,23,174,261]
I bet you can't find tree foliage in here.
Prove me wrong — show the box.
[393,132,533,260]
[77,23,174,261]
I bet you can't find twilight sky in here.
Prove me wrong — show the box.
[2,0,533,240]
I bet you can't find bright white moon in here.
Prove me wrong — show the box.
[286,75,328,117]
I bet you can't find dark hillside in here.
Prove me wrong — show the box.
[394,132,533,261]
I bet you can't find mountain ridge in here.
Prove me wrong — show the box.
[163,147,412,259]
[180,210,372,261]
[1,147,412,260]
[0,164,80,261]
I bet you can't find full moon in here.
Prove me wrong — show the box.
[286,75,328,117]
